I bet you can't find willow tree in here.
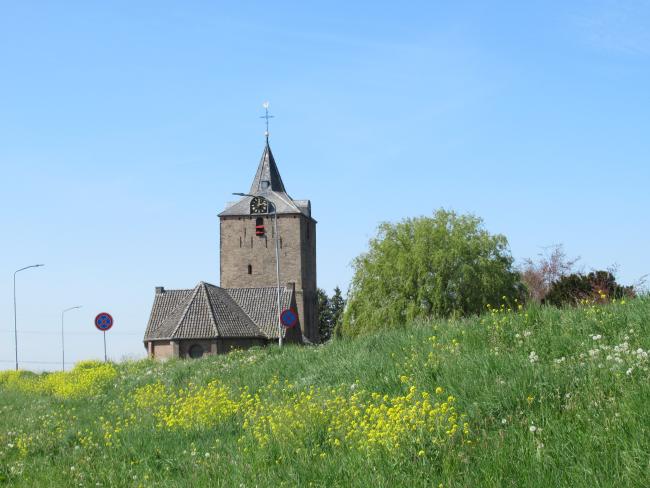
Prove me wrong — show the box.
[339,209,522,337]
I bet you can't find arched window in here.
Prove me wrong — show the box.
[247,264,252,274]
[189,344,204,359]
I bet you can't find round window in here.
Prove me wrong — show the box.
[189,344,204,359]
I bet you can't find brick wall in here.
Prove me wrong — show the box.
[220,213,318,342]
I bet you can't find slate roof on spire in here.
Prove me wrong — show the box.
[249,142,286,194]
[219,143,314,219]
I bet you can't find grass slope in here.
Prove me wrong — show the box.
[1,298,649,487]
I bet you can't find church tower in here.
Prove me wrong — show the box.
[218,141,318,343]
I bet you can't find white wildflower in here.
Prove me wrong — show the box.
[529,425,537,433]
[592,334,602,341]
[529,351,539,363]
[626,368,633,375]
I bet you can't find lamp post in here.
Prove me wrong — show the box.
[233,193,283,347]
[13,264,45,371]
[61,306,82,371]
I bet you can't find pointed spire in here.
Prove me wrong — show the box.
[249,141,287,194]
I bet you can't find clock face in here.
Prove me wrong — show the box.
[250,196,269,214]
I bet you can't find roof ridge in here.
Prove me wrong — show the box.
[225,286,295,340]
[273,191,301,212]
[169,283,201,339]
[225,285,288,291]
[144,289,193,339]
[224,289,268,338]
[222,286,264,337]
[202,282,223,337]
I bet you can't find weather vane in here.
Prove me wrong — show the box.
[260,101,274,141]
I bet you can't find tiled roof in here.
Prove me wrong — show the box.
[144,289,193,340]
[144,282,264,340]
[144,282,297,341]
[218,142,312,219]
[225,286,294,339]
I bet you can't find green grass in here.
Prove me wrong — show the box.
[1,297,649,487]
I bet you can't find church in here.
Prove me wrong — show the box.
[143,136,318,359]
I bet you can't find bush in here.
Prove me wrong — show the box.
[544,270,635,306]
[339,209,523,337]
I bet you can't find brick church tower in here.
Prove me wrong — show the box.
[218,141,318,343]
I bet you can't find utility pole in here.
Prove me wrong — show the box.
[13,264,44,370]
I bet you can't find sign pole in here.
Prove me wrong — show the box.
[95,312,113,362]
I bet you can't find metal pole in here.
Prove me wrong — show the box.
[61,306,81,371]
[13,271,18,371]
[13,264,44,371]
[61,311,64,371]
[103,331,107,362]
[271,203,282,347]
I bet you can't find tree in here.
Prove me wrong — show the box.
[318,286,347,343]
[544,270,635,306]
[317,288,333,343]
[339,209,523,337]
[520,245,580,302]
[330,286,346,332]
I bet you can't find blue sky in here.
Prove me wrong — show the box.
[1,1,648,370]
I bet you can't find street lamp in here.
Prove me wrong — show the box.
[233,192,283,347]
[61,306,82,371]
[13,264,45,371]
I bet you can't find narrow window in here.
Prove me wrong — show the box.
[265,236,268,248]
[239,236,242,248]
[247,264,252,274]
[255,217,264,236]
[280,238,283,249]
[306,224,310,239]
[250,236,253,248]
[244,226,246,238]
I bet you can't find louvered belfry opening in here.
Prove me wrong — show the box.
[255,217,265,236]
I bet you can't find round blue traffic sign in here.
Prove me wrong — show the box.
[95,312,114,332]
[280,309,298,328]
